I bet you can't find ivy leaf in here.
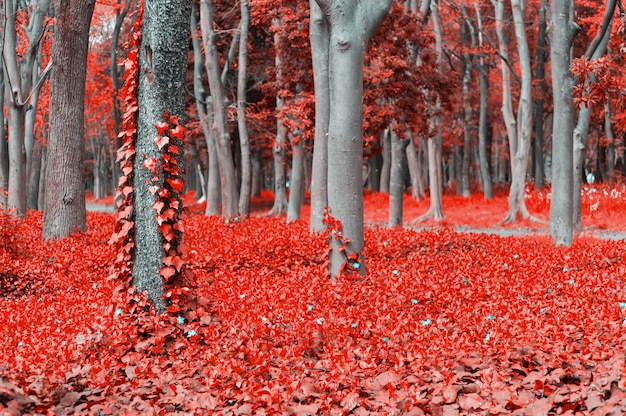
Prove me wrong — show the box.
[155,135,170,150]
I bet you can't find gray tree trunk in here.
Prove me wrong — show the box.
[267,24,288,216]
[406,135,423,200]
[237,0,251,217]
[379,128,391,194]
[571,0,614,231]
[42,0,94,239]
[548,0,578,245]
[0,69,7,208]
[505,0,533,222]
[287,135,305,223]
[308,0,330,231]
[200,0,238,219]
[532,0,547,190]
[132,0,191,312]
[388,133,409,227]
[314,0,391,279]
[474,2,491,199]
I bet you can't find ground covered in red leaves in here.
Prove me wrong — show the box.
[2,185,626,414]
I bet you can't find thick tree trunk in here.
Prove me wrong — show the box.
[200,0,238,219]
[314,0,391,279]
[42,0,94,239]
[26,137,43,210]
[308,0,330,231]
[132,0,191,312]
[548,0,578,245]
[287,135,305,223]
[237,0,251,217]
[388,134,409,227]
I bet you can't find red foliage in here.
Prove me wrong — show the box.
[2,188,626,413]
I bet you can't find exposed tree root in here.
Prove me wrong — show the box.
[411,208,444,224]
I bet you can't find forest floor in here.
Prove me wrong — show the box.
[2,184,626,414]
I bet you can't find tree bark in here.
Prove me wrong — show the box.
[42,0,94,239]
[237,0,251,217]
[474,1,492,199]
[267,23,288,217]
[548,0,578,245]
[571,0,615,231]
[308,0,330,231]
[379,128,391,194]
[200,0,238,219]
[532,0,547,190]
[314,0,391,279]
[406,134,424,200]
[132,0,191,312]
[388,133,409,227]
[287,134,305,223]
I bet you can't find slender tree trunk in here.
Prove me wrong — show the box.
[571,0,614,230]
[26,137,43,210]
[461,57,472,197]
[532,0,547,190]
[111,0,135,189]
[406,134,423,200]
[267,24,288,216]
[237,0,251,217]
[0,70,7,208]
[251,152,261,197]
[314,0,391,278]
[474,1,492,198]
[605,101,615,178]
[388,133,409,227]
[200,0,238,219]
[380,128,391,194]
[548,0,578,245]
[42,0,94,239]
[287,135,305,223]
[308,0,330,231]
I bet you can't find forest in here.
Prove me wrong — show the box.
[1,0,626,414]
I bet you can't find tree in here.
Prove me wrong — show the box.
[2,0,50,214]
[313,0,391,278]
[132,0,191,312]
[237,0,252,217]
[42,0,95,239]
[200,0,239,219]
[308,0,330,231]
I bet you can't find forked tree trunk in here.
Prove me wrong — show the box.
[237,0,251,217]
[548,0,578,245]
[132,0,191,312]
[200,0,238,219]
[314,0,391,279]
[308,0,330,231]
[571,0,614,231]
[42,0,94,239]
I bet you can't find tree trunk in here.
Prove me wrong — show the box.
[571,0,614,230]
[251,152,261,197]
[111,0,135,189]
[287,135,305,223]
[42,0,94,239]
[132,0,191,312]
[314,0,391,279]
[0,70,7,208]
[308,0,330,231]
[605,101,615,178]
[548,0,578,245]
[237,0,251,217]
[379,128,391,194]
[532,0,547,190]
[498,0,534,223]
[200,0,238,219]
[474,2,491,199]
[388,134,409,227]
[406,135,423,200]
[461,57,472,197]
[267,24,289,216]
[26,137,43,210]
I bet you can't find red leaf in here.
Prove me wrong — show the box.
[142,157,158,173]
[153,200,165,213]
[159,266,176,280]
[166,178,183,192]
[167,145,179,154]
[155,135,170,150]
[156,121,169,135]
[170,125,184,139]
